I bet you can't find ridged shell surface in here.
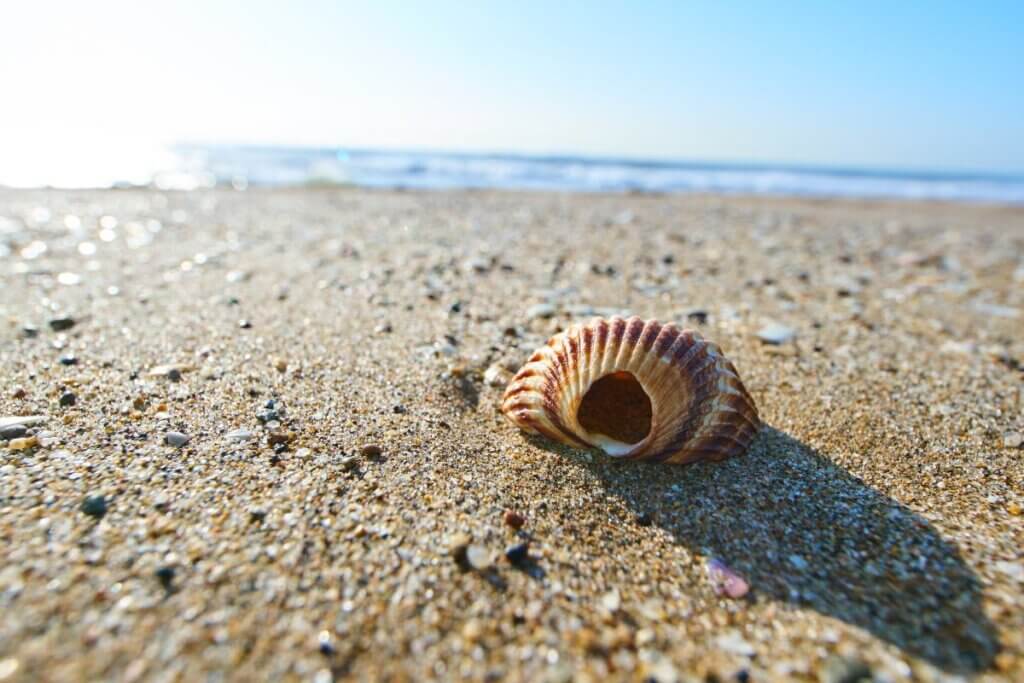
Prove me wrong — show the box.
[501,316,760,464]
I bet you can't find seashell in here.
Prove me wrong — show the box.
[501,316,759,464]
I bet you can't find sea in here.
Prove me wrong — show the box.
[6,144,1024,204]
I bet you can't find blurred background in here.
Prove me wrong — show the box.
[1,0,1021,200]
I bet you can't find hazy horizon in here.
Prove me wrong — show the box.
[1,1,1022,187]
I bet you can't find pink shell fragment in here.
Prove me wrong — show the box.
[707,558,750,599]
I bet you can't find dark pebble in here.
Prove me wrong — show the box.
[22,325,39,338]
[249,508,267,524]
[12,387,26,399]
[636,512,654,527]
[265,399,277,409]
[80,495,108,518]
[238,319,252,329]
[392,404,407,414]
[318,638,336,656]
[267,432,294,447]
[686,310,709,325]
[154,566,176,589]
[167,368,183,382]
[360,444,383,459]
[735,670,750,683]
[59,355,79,366]
[505,542,530,565]
[448,301,462,313]
[227,296,241,305]
[257,409,280,423]
[0,425,28,440]
[503,510,526,529]
[59,391,77,407]
[48,317,76,332]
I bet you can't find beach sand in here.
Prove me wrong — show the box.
[1,188,1022,682]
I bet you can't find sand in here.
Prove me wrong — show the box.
[1,188,1022,682]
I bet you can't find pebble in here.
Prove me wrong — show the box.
[789,554,809,570]
[504,542,530,565]
[154,566,176,590]
[48,316,76,332]
[80,495,108,518]
[272,357,288,373]
[525,303,556,320]
[7,436,39,451]
[340,455,360,470]
[818,655,871,683]
[225,429,255,442]
[0,425,28,440]
[22,325,39,338]
[757,322,796,345]
[502,510,526,529]
[465,545,492,571]
[267,432,295,447]
[360,444,383,459]
[448,533,472,568]
[707,558,751,599]
[238,319,252,329]
[148,364,191,378]
[1003,432,1023,449]
[483,363,513,387]
[59,392,77,407]
[686,309,709,325]
[600,590,621,612]
[0,416,47,429]
[11,387,26,399]
[59,355,78,366]
[164,432,190,447]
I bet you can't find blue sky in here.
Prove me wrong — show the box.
[1,0,1022,179]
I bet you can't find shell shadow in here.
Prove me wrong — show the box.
[527,426,998,673]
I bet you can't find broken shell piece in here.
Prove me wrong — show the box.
[501,316,759,464]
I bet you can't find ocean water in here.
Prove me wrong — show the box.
[9,144,1024,203]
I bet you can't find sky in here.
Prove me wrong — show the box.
[0,0,1022,185]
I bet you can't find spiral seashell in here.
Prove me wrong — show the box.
[501,316,760,464]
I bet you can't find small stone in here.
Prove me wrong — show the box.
[374,322,393,334]
[59,355,78,366]
[147,364,191,378]
[636,511,653,527]
[1003,432,1023,449]
[165,431,190,447]
[505,542,530,565]
[256,409,280,424]
[267,431,294,447]
[22,325,39,338]
[58,391,77,407]
[48,316,76,332]
[757,322,796,345]
[225,429,255,442]
[317,630,336,656]
[525,303,556,320]
[249,508,268,524]
[483,363,513,387]
[8,436,39,450]
[600,590,621,612]
[238,319,252,329]
[0,416,47,429]
[339,455,360,470]
[707,558,750,599]
[465,545,492,571]
[1008,502,1022,516]
[11,387,26,399]
[154,566,176,590]
[503,510,526,529]
[0,425,28,440]
[686,309,709,325]
[789,554,809,570]
[80,495,108,518]
[272,357,288,373]
[819,655,871,683]
[360,444,382,459]
[448,533,472,568]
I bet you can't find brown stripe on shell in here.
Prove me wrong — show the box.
[500,317,759,464]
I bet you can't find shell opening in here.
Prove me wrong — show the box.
[577,371,652,454]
